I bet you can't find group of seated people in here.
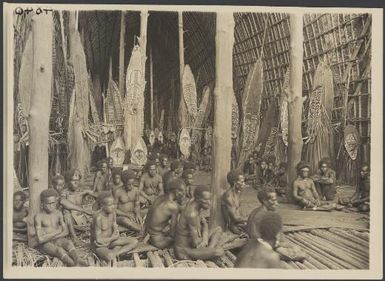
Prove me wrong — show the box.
[13,152,370,267]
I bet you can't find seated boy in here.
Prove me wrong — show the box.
[13,191,28,237]
[91,193,138,266]
[35,189,88,267]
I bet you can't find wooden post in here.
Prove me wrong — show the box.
[27,13,53,247]
[150,47,154,130]
[209,13,235,229]
[287,13,304,201]
[177,11,187,129]
[138,10,148,137]
[119,11,126,96]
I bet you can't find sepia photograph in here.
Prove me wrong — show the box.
[3,2,383,279]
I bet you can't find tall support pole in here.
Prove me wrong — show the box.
[139,10,148,136]
[177,11,187,129]
[150,48,154,130]
[287,13,304,201]
[119,11,126,96]
[209,13,235,229]
[27,13,53,247]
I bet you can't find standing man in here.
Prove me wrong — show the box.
[312,158,337,201]
[221,170,248,234]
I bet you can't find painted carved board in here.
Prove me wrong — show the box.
[110,136,126,167]
[131,137,148,166]
[344,125,359,160]
[191,86,211,150]
[179,128,191,159]
[182,65,198,120]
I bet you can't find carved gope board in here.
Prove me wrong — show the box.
[182,65,198,119]
[344,125,359,160]
[110,136,125,167]
[307,86,323,142]
[70,29,90,128]
[179,128,191,158]
[158,131,164,144]
[125,45,145,113]
[18,31,32,116]
[280,69,290,146]
[131,137,148,166]
[88,75,100,124]
[238,59,263,165]
[106,79,123,124]
[191,86,211,147]
[263,127,278,159]
[232,95,240,135]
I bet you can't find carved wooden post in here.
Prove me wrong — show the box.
[287,13,304,201]
[119,11,126,96]
[209,13,235,229]
[177,11,188,129]
[27,13,53,247]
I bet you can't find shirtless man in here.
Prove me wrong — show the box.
[113,170,142,233]
[93,160,109,193]
[235,212,286,268]
[312,158,337,201]
[158,155,170,178]
[106,157,114,184]
[246,187,278,239]
[221,170,247,235]
[174,186,224,260]
[182,169,195,199]
[35,189,88,267]
[139,160,164,206]
[13,191,28,235]
[273,162,288,197]
[91,193,138,266]
[145,178,187,249]
[61,170,94,245]
[343,164,370,212]
[292,161,320,208]
[109,168,124,192]
[163,160,183,185]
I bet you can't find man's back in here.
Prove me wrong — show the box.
[246,205,266,239]
[146,195,178,233]
[235,239,283,268]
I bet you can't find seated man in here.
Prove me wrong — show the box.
[312,158,337,201]
[13,191,28,236]
[243,155,257,180]
[292,161,321,209]
[273,162,288,197]
[200,147,212,172]
[163,160,183,186]
[145,178,187,249]
[139,160,164,207]
[235,212,286,268]
[106,157,114,185]
[182,169,195,200]
[183,161,197,175]
[35,189,88,267]
[221,170,247,234]
[91,193,138,266]
[246,188,278,239]
[109,168,124,192]
[113,170,143,233]
[158,154,170,178]
[340,164,370,212]
[93,160,109,192]
[174,186,224,260]
[60,171,94,245]
[257,160,274,186]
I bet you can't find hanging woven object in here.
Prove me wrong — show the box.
[344,125,359,160]
[131,137,148,166]
[179,128,191,159]
[231,94,240,136]
[88,75,100,124]
[304,61,335,172]
[204,126,213,149]
[18,31,33,117]
[191,86,211,151]
[124,44,146,151]
[159,109,165,131]
[106,78,123,124]
[257,100,279,157]
[110,136,126,167]
[280,69,290,146]
[182,65,198,124]
[149,130,155,146]
[237,58,263,167]
[263,127,279,160]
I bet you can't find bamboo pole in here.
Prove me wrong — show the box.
[119,11,126,96]
[287,13,304,202]
[209,12,235,229]
[150,47,154,130]
[27,13,53,247]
